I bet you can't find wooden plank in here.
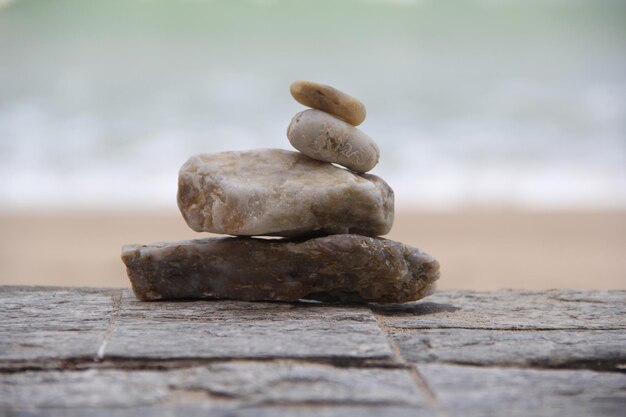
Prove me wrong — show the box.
[373,290,626,330]
[418,363,626,417]
[0,362,436,417]
[2,286,624,416]
[391,329,626,370]
[0,286,118,361]
[103,290,394,361]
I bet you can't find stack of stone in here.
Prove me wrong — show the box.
[121,81,440,303]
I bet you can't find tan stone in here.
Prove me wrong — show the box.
[121,234,440,303]
[287,109,380,173]
[177,149,394,237]
[290,80,367,126]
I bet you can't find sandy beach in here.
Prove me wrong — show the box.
[0,210,623,291]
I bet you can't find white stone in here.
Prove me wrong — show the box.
[287,109,380,173]
[177,148,394,237]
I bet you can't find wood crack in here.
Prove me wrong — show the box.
[95,290,123,361]
[371,309,451,417]
[385,325,626,331]
[0,356,407,374]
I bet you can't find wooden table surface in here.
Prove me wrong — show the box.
[1,286,625,416]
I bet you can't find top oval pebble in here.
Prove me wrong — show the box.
[290,80,367,126]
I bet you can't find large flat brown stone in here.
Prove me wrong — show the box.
[121,235,439,303]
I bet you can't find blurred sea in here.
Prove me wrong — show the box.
[0,0,625,211]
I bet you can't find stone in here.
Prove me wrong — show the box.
[177,149,393,237]
[290,80,367,126]
[121,234,440,303]
[287,109,380,173]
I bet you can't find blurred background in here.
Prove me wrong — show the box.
[0,0,624,290]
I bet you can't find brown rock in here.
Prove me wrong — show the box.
[177,149,394,237]
[121,234,440,303]
[290,80,367,126]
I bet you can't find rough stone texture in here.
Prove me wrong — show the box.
[287,109,380,173]
[418,363,626,417]
[290,80,367,126]
[105,290,393,360]
[373,289,626,330]
[0,286,118,361]
[2,287,624,417]
[177,149,394,237]
[393,329,626,370]
[121,234,439,303]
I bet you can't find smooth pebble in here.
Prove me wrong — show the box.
[287,109,380,173]
[290,80,367,126]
